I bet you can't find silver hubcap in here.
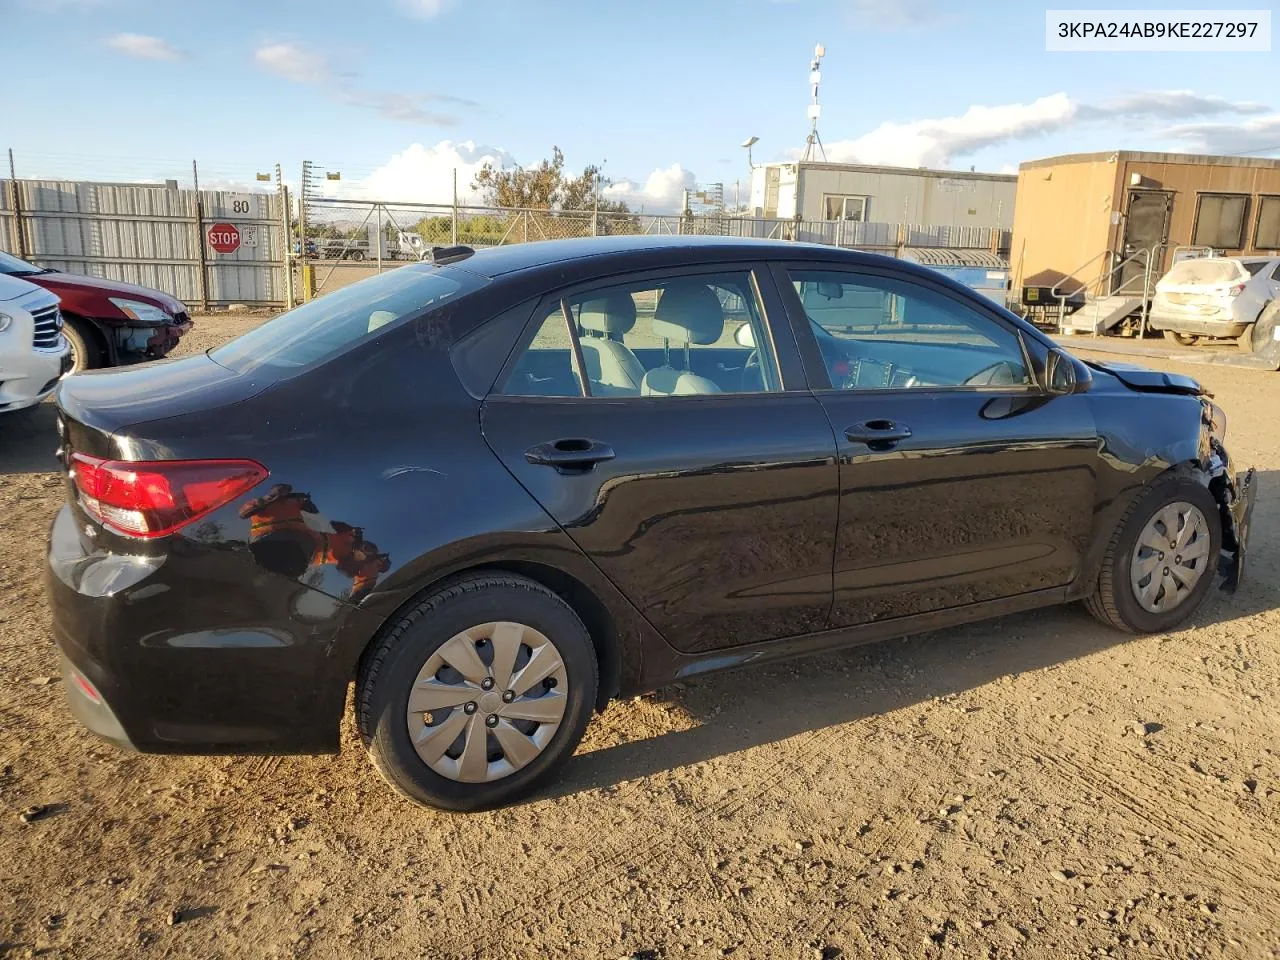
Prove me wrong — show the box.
[1130,501,1212,613]
[405,622,568,783]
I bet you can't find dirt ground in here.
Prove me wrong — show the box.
[1,312,1277,960]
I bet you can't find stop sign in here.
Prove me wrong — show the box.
[207,222,241,254]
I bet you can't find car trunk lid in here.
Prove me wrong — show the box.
[55,352,271,459]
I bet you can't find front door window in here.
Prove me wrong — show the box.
[789,270,1033,391]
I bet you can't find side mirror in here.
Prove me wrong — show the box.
[734,323,756,349]
[1046,347,1091,395]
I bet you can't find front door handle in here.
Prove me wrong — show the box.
[525,438,616,473]
[845,419,912,448]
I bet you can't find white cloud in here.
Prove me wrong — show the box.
[396,0,450,17]
[254,42,331,85]
[847,0,943,28]
[819,94,1076,168]
[23,0,109,8]
[332,145,699,214]
[1161,114,1280,156]
[106,33,184,61]
[603,163,698,212]
[1080,90,1268,121]
[335,90,475,126]
[252,41,467,127]
[332,141,518,204]
[808,89,1276,169]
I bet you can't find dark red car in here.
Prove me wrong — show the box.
[0,251,192,371]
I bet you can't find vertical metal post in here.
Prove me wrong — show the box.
[375,204,383,274]
[276,163,295,310]
[451,168,458,245]
[8,149,27,260]
[592,173,599,237]
[299,161,314,302]
[192,159,210,311]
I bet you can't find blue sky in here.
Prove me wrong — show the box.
[4,0,1278,209]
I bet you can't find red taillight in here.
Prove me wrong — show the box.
[70,454,268,539]
[72,670,102,705]
[1228,283,1246,297]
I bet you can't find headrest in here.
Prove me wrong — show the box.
[579,293,637,336]
[652,281,724,345]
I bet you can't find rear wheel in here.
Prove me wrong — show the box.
[1085,477,1221,633]
[62,316,102,372]
[1162,330,1200,347]
[357,573,598,811]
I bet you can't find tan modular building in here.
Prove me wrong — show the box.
[749,160,1016,231]
[1011,150,1280,301]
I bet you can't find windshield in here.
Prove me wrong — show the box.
[210,263,488,373]
[0,251,44,276]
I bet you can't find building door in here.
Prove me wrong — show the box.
[1120,190,1173,290]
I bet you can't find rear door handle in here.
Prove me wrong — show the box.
[845,419,912,446]
[525,438,616,473]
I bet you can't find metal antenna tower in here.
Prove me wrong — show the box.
[801,43,827,162]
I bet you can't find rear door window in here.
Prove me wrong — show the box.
[499,270,784,398]
[211,264,487,374]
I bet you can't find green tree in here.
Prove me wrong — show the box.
[472,146,629,213]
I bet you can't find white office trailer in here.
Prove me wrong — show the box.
[748,161,1017,233]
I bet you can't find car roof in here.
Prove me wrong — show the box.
[451,234,901,279]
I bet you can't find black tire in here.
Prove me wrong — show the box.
[1162,330,1199,347]
[1085,476,1221,633]
[357,573,598,811]
[63,316,102,372]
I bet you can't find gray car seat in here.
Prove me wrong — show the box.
[575,293,645,396]
[640,281,725,396]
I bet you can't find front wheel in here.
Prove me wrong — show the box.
[357,573,598,811]
[1085,477,1221,633]
[62,316,102,372]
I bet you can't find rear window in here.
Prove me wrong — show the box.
[1241,260,1270,277]
[1160,258,1246,287]
[210,264,487,373]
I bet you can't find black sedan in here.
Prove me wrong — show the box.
[45,236,1256,811]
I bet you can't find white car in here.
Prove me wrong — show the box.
[0,271,72,414]
[1148,255,1280,348]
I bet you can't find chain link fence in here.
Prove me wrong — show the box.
[297,190,1013,299]
[1,150,1013,309]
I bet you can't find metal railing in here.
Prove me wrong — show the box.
[1049,249,1114,329]
[1048,246,1161,334]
